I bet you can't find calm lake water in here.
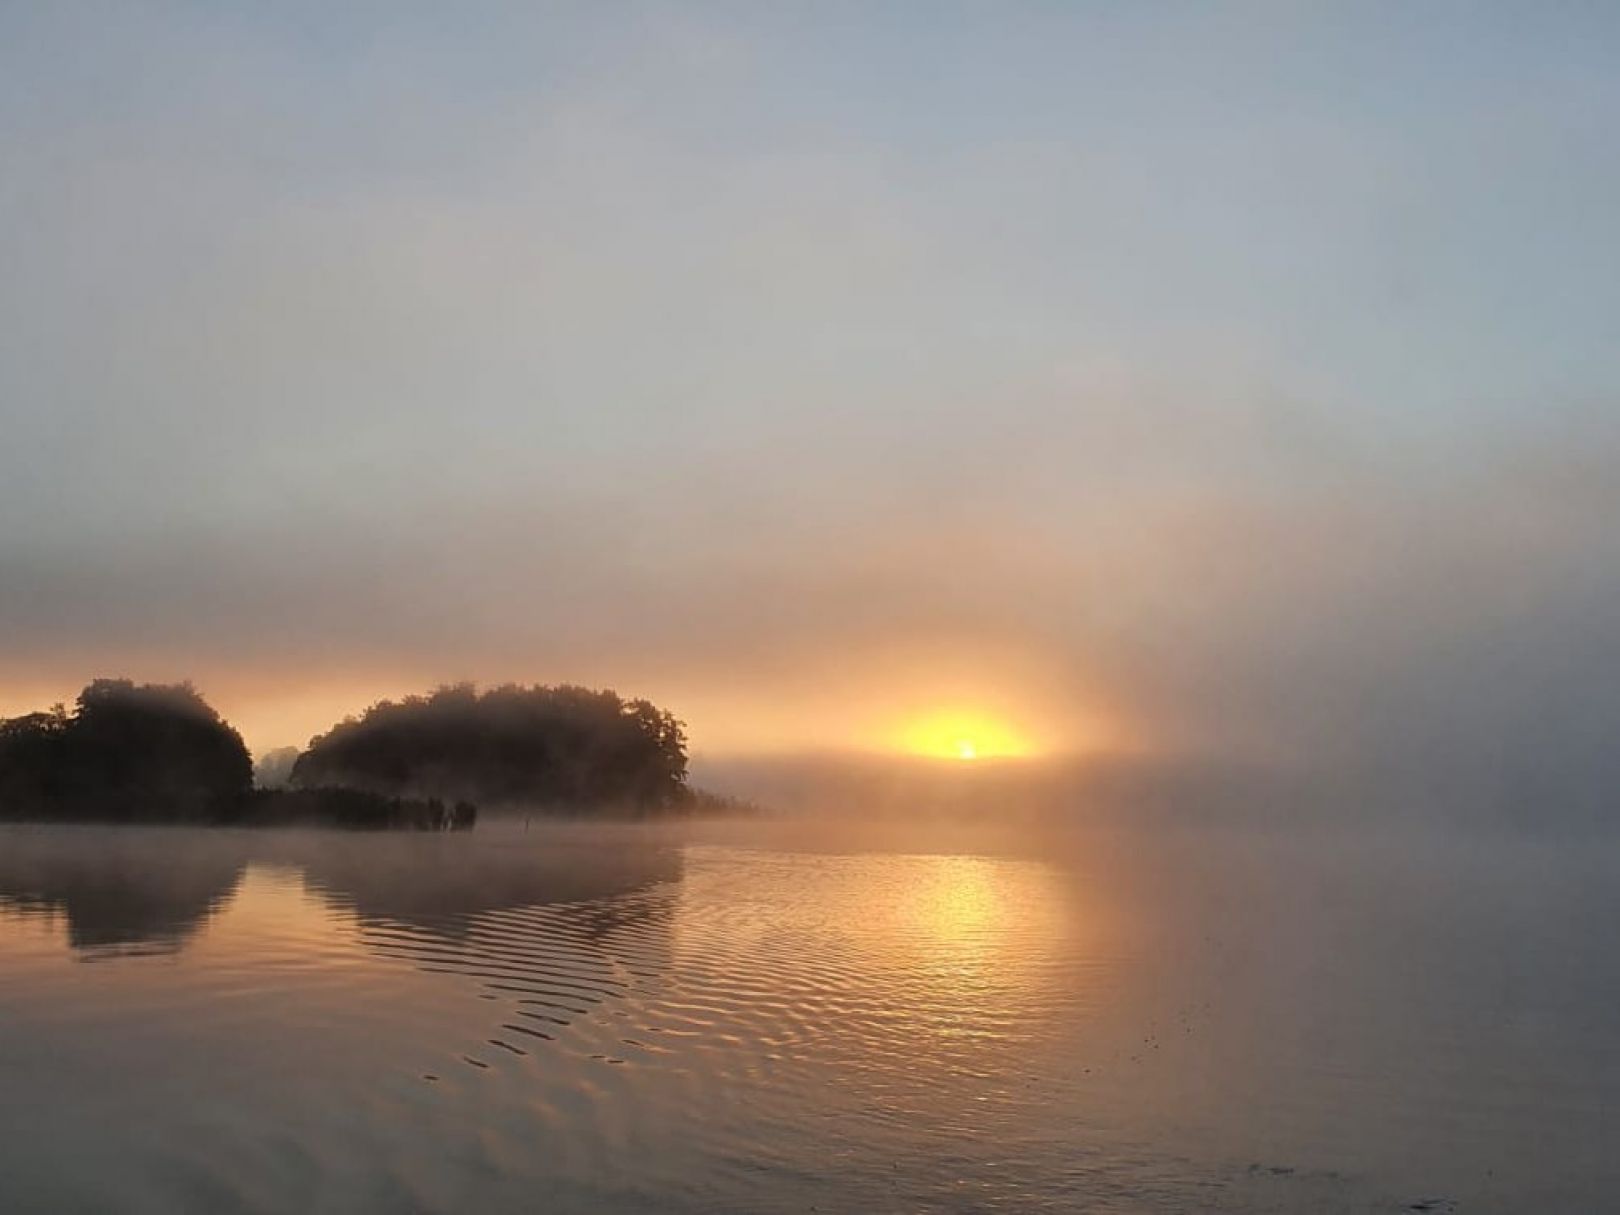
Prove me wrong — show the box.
[0,817,1616,1213]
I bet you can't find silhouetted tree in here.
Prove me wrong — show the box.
[0,706,71,807]
[291,683,691,814]
[238,787,477,831]
[0,680,253,822]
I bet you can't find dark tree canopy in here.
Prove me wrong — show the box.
[291,683,691,813]
[0,680,253,821]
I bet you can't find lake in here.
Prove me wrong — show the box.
[0,817,1616,1212]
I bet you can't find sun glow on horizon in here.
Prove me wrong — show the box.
[894,710,1036,761]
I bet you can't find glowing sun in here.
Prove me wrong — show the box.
[895,711,1033,761]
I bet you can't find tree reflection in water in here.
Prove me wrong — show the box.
[0,826,248,958]
[0,824,682,976]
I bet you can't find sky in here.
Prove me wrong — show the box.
[2,4,1618,804]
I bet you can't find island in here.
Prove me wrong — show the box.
[0,678,725,829]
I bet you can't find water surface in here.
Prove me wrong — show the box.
[0,819,1615,1212]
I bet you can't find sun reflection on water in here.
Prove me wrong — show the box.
[904,855,1003,942]
[667,846,1084,1077]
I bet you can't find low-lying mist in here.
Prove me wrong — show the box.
[691,746,1620,839]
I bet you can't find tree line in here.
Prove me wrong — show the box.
[0,679,697,826]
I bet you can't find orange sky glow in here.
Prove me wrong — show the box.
[0,655,1135,764]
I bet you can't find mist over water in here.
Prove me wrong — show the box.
[3,7,1620,1209]
[2,810,1615,1213]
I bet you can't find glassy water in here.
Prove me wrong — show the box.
[0,819,1616,1213]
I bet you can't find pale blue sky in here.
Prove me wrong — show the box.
[2,3,1617,786]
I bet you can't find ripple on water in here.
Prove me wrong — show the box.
[4,823,1612,1213]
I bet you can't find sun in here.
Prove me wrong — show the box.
[895,710,1033,761]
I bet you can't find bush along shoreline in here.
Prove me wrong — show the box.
[0,679,719,830]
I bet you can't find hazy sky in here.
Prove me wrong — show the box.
[2,4,1618,788]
